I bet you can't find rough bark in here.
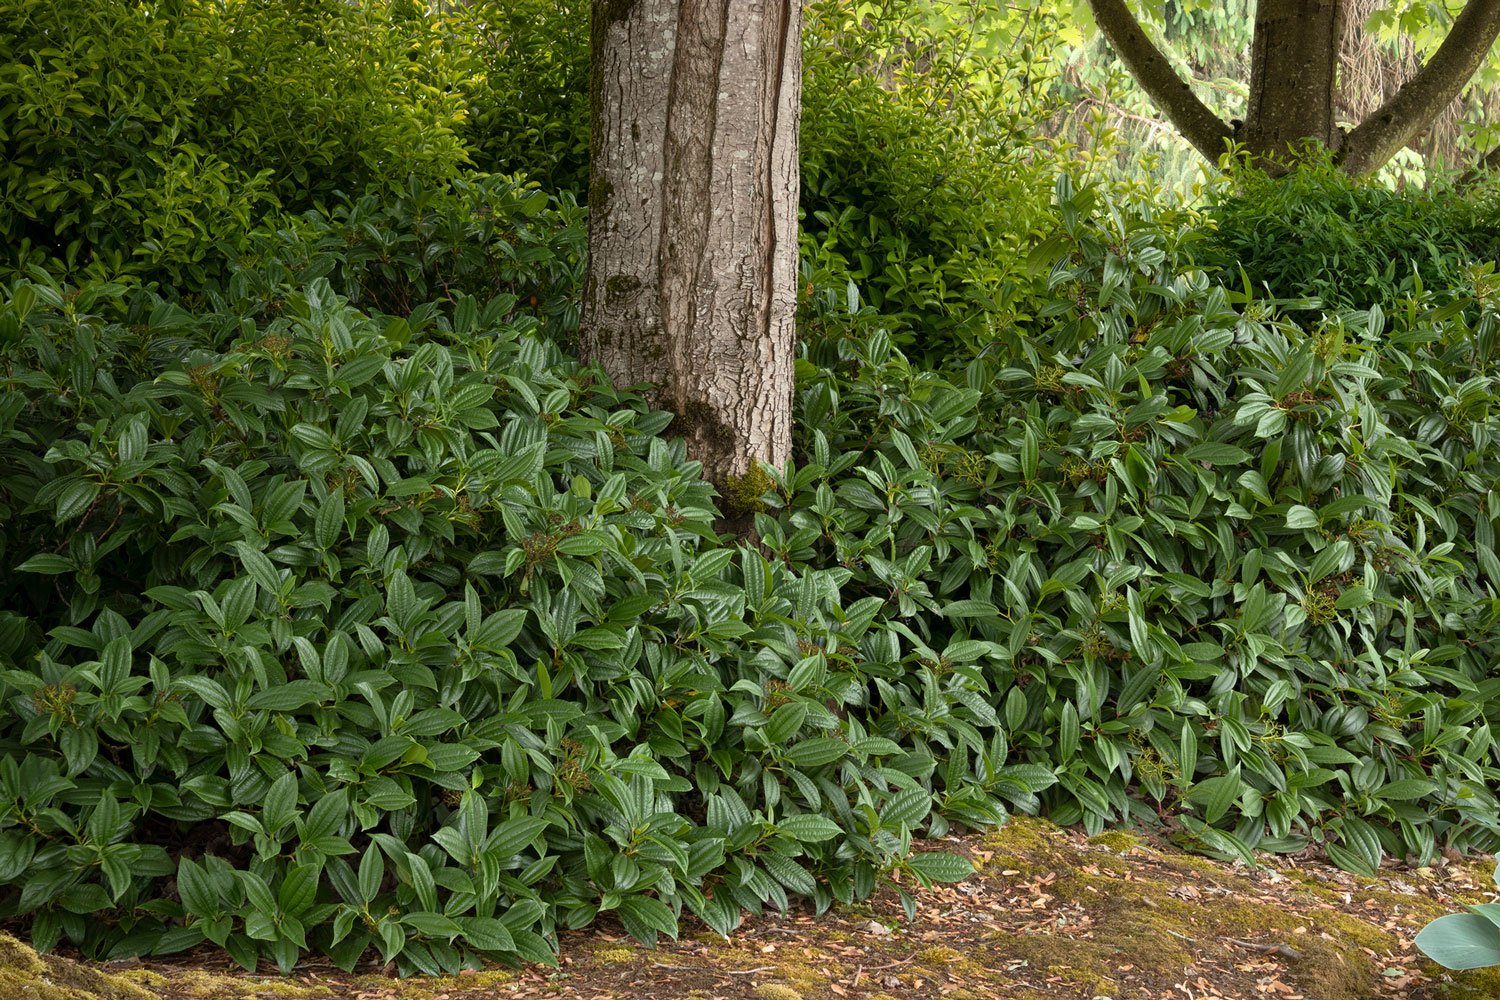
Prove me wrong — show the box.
[581,0,676,395]
[1335,0,1484,176]
[582,0,799,521]
[1340,0,1500,175]
[1085,0,1233,163]
[1245,0,1342,164]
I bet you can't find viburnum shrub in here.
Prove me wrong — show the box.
[770,175,1500,870]
[5,163,1500,977]
[0,177,983,974]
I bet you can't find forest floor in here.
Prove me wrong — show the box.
[7,816,1500,1000]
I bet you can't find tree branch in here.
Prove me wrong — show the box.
[1085,0,1233,163]
[1341,0,1500,175]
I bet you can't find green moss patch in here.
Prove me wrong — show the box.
[0,933,156,1000]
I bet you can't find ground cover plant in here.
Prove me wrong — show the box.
[0,174,988,975]
[4,170,1500,976]
[4,0,1500,986]
[780,177,1500,870]
[10,814,1500,999]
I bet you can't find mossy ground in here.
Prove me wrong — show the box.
[0,932,157,1000]
[5,818,1496,999]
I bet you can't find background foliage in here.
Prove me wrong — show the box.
[444,0,591,194]
[0,0,472,289]
[799,0,1060,356]
[1200,162,1500,313]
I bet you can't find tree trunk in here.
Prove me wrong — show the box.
[1088,0,1500,177]
[582,0,800,526]
[1244,0,1343,164]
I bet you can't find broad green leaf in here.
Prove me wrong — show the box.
[906,852,974,883]
[1285,505,1319,529]
[776,814,843,843]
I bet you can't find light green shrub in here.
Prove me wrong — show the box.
[0,0,472,288]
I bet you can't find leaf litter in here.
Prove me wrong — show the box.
[8,816,1500,1000]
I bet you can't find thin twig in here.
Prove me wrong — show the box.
[1224,937,1304,960]
[649,963,779,976]
[863,954,918,971]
